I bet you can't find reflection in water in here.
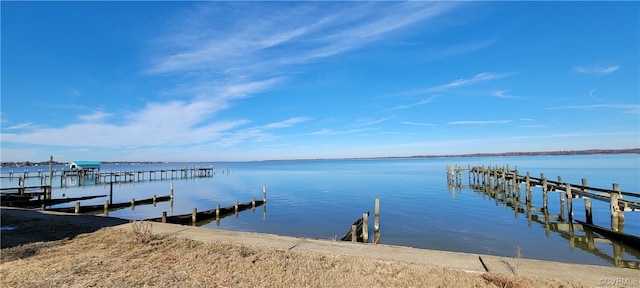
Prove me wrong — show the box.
[449,180,640,269]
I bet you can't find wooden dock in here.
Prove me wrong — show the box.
[341,212,369,243]
[145,198,265,226]
[1,194,106,208]
[466,179,640,268]
[46,195,173,214]
[1,166,215,188]
[447,163,640,268]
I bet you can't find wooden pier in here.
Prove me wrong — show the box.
[341,212,369,243]
[145,198,265,226]
[447,164,640,267]
[46,195,173,215]
[463,176,640,268]
[340,197,381,244]
[1,166,215,188]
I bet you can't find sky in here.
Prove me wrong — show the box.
[1,1,639,162]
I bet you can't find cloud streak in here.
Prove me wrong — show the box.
[574,65,619,75]
[448,120,512,125]
[391,72,512,97]
[547,104,639,114]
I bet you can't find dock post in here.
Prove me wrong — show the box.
[192,208,197,225]
[216,204,220,220]
[362,212,369,243]
[374,197,380,244]
[131,198,135,210]
[162,211,167,223]
[104,201,109,216]
[541,173,548,210]
[49,155,54,192]
[525,172,531,203]
[235,201,239,216]
[542,174,548,211]
[170,182,174,198]
[75,201,80,214]
[153,194,157,206]
[252,197,256,210]
[611,183,624,230]
[581,180,591,223]
[109,182,113,204]
[559,187,566,220]
[351,225,357,243]
[566,184,573,221]
[584,198,593,224]
[263,184,267,203]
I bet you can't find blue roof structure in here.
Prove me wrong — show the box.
[69,161,101,170]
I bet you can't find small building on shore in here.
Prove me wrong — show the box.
[69,161,101,171]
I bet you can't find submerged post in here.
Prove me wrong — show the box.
[216,204,221,220]
[263,184,267,203]
[192,208,197,225]
[170,182,174,198]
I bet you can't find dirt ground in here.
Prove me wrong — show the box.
[0,207,592,288]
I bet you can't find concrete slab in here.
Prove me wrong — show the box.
[116,221,640,286]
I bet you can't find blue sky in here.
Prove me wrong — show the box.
[1,1,639,162]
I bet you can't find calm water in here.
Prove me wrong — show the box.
[2,154,639,268]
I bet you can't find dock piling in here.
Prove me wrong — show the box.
[374,197,380,244]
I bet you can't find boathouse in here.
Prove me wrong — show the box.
[69,161,101,171]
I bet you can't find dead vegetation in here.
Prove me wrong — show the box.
[130,220,163,244]
[0,227,592,288]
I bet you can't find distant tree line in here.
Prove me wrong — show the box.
[2,148,638,168]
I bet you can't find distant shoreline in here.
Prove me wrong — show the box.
[2,148,638,168]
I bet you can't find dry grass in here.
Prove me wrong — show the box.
[0,228,591,288]
[130,220,163,244]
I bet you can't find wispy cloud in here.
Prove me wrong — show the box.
[78,111,111,122]
[389,96,438,111]
[5,122,34,130]
[148,2,455,77]
[574,65,619,76]
[355,117,394,127]
[392,72,512,97]
[402,121,437,127]
[492,90,523,99]
[448,120,512,125]
[547,104,639,114]
[307,128,373,136]
[263,117,311,129]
